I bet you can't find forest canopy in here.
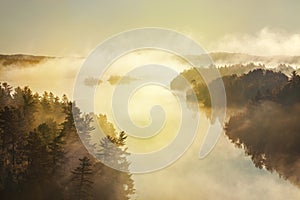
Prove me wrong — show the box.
[224,71,300,186]
[0,83,135,200]
[172,64,300,187]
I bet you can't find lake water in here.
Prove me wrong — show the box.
[1,55,300,200]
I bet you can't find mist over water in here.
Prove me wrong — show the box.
[1,56,300,199]
[0,57,82,98]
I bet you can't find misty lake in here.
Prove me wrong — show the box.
[1,55,300,200]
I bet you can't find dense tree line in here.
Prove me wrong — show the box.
[187,68,289,107]
[225,71,300,186]
[171,63,270,91]
[0,83,135,200]
[171,63,300,107]
[174,64,300,186]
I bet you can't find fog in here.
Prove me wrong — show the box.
[1,55,300,199]
[0,57,82,98]
[134,111,300,200]
[211,27,300,57]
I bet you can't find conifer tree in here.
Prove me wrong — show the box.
[72,156,94,200]
[97,131,135,200]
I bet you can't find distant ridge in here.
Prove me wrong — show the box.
[1,52,300,68]
[187,52,300,66]
[0,54,56,67]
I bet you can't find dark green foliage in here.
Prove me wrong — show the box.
[97,132,130,171]
[0,83,135,199]
[96,129,135,200]
[171,63,300,108]
[0,84,68,199]
[225,71,300,186]
[174,64,300,187]
[171,63,266,92]
[276,71,300,105]
[0,83,13,109]
[72,157,93,200]
[190,68,288,107]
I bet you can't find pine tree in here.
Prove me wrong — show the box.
[97,131,135,200]
[98,114,116,137]
[48,130,65,173]
[72,156,94,200]
[25,128,48,179]
[0,107,24,173]
[0,85,135,199]
[61,102,77,140]
[0,82,13,110]
[13,86,36,133]
[77,113,95,150]
[41,91,51,112]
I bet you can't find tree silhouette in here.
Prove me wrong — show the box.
[72,156,94,200]
[0,83,135,199]
[277,71,300,105]
[97,131,135,200]
[48,130,65,173]
[189,69,289,107]
[0,82,13,110]
[225,70,300,187]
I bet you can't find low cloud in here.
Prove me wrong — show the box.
[133,112,300,200]
[211,27,300,56]
[0,57,83,98]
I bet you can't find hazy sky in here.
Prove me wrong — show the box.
[1,0,300,56]
[1,2,300,198]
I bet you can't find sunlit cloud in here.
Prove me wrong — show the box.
[210,27,300,56]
